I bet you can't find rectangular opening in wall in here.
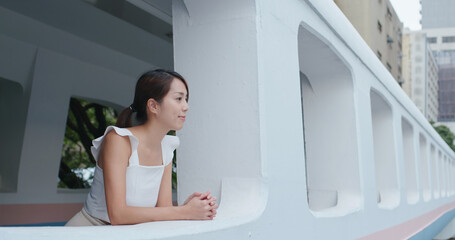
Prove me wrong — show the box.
[440,153,446,197]
[402,117,418,204]
[57,97,118,189]
[420,134,431,201]
[0,78,27,193]
[451,160,455,196]
[448,157,454,197]
[370,89,399,209]
[427,37,437,44]
[448,159,451,196]
[430,145,439,199]
[298,25,361,217]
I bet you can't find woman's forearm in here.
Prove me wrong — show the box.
[109,205,188,225]
[108,194,217,225]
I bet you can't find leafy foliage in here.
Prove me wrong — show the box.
[431,121,455,152]
[58,98,117,189]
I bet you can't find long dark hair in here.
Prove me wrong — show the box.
[116,69,189,128]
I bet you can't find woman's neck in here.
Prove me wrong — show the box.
[135,120,169,148]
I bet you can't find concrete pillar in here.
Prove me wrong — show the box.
[172,0,262,203]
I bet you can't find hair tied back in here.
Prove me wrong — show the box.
[129,104,136,113]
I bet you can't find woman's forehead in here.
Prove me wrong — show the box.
[170,79,188,93]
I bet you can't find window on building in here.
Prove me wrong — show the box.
[377,50,382,60]
[386,62,392,71]
[386,7,393,20]
[428,37,437,44]
[415,88,422,95]
[415,43,421,51]
[377,20,382,33]
[442,36,455,43]
[387,35,393,49]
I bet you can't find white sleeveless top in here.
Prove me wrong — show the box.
[84,126,179,223]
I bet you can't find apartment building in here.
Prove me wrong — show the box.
[420,28,455,121]
[402,30,439,122]
[334,0,404,83]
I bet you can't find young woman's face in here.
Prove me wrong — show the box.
[156,78,189,130]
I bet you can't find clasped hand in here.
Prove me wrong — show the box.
[183,191,218,220]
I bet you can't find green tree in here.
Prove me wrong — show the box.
[58,98,117,188]
[431,121,455,152]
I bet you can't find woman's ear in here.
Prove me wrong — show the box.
[147,98,160,114]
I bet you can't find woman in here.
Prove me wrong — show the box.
[66,69,218,226]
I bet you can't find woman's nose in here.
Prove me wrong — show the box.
[183,101,189,112]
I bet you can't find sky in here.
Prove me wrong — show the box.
[389,0,422,30]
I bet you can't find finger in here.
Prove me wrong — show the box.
[192,192,203,198]
[200,192,208,200]
[204,191,212,200]
[202,199,211,208]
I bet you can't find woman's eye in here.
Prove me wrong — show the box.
[176,97,182,101]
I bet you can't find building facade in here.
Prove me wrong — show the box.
[402,30,439,122]
[421,28,455,121]
[421,0,455,29]
[334,0,404,83]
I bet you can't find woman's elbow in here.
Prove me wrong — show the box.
[108,215,123,225]
[108,208,128,225]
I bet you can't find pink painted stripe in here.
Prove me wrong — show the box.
[0,203,84,225]
[358,201,455,240]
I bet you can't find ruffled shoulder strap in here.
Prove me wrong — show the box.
[90,126,139,165]
[162,135,180,166]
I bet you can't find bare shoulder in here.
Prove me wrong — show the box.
[104,129,130,146]
[100,130,131,166]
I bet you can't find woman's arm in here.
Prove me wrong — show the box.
[100,132,216,225]
[156,164,218,218]
[155,150,218,217]
[156,162,173,207]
